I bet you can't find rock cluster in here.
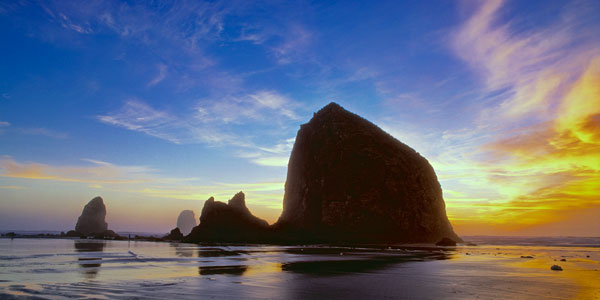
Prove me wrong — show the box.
[185,192,269,242]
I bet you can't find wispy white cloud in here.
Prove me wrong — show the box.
[148,63,167,86]
[99,92,301,166]
[59,13,93,34]
[0,121,9,134]
[33,0,320,103]
[0,123,69,139]
[197,90,300,124]
[37,1,231,91]
[98,99,237,145]
[234,26,268,45]
[98,100,183,143]
[272,25,312,64]
[43,1,227,41]
[451,0,599,122]
[0,1,21,14]
[346,66,379,82]
[237,137,295,167]
[18,128,69,139]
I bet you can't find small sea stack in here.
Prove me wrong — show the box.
[176,210,197,236]
[67,196,119,238]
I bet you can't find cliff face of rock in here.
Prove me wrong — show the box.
[274,102,460,243]
[176,210,197,236]
[75,197,109,236]
[185,192,270,243]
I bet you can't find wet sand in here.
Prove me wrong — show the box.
[0,238,598,299]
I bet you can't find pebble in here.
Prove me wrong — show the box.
[551,265,563,271]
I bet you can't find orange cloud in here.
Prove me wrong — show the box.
[444,0,600,235]
[0,156,152,184]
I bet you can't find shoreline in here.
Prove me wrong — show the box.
[1,238,598,299]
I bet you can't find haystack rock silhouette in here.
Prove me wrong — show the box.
[68,196,119,238]
[185,192,269,242]
[176,210,197,236]
[273,102,460,243]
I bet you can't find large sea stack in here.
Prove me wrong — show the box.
[185,192,269,242]
[273,102,460,243]
[75,196,108,235]
[176,210,197,236]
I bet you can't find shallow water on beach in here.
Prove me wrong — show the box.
[0,238,598,299]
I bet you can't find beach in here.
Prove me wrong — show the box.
[0,237,598,299]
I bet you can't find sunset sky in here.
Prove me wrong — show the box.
[1,0,598,236]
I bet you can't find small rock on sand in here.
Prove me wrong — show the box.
[560,258,566,262]
[521,255,534,258]
[551,265,563,271]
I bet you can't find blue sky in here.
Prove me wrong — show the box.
[1,0,599,235]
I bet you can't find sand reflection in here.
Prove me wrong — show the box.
[281,247,453,275]
[74,240,106,279]
[170,243,195,257]
[508,247,600,299]
[191,245,454,279]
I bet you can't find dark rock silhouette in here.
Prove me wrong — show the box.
[176,210,197,236]
[551,265,563,271]
[273,102,460,243]
[75,197,108,236]
[436,237,457,246]
[185,192,269,243]
[184,103,459,244]
[164,227,184,240]
[67,196,120,239]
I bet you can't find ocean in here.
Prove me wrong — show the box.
[0,237,598,299]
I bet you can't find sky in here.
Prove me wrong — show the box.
[1,0,599,236]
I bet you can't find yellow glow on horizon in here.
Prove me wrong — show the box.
[442,59,600,235]
[429,0,600,236]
